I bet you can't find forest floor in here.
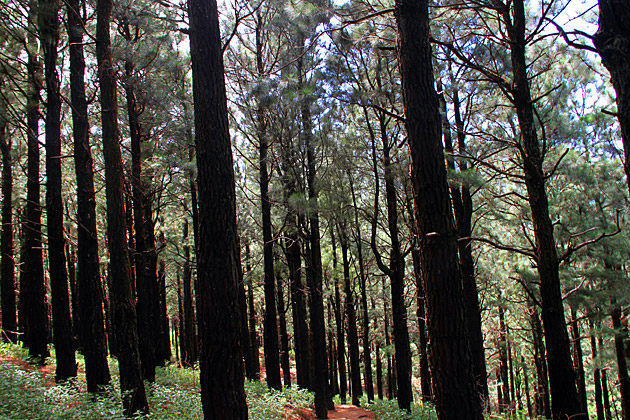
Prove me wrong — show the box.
[287,404,376,420]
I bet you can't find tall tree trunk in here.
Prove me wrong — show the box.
[590,319,605,420]
[339,223,362,406]
[600,352,613,420]
[376,342,383,400]
[96,0,148,412]
[277,272,291,387]
[22,0,50,362]
[298,38,330,419]
[349,176,373,402]
[569,308,589,418]
[255,12,281,391]
[593,1,630,194]
[0,78,17,344]
[503,1,583,417]
[237,244,255,381]
[247,260,261,379]
[498,304,511,410]
[611,306,630,419]
[187,0,248,416]
[441,74,489,404]
[122,31,157,381]
[331,229,347,403]
[41,0,77,380]
[285,227,310,388]
[523,356,533,417]
[395,0,483,417]
[181,220,197,367]
[156,260,171,366]
[530,301,551,419]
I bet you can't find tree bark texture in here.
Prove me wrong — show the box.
[66,0,111,384]
[187,0,248,416]
[593,0,630,194]
[502,1,583,417]
[0,76,17,344]
[40,0,77,381]
[22,2,50,361]
[96,0,148,412]
[611,307,630,419]
[396,0,483,417]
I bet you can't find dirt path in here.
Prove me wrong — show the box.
[287,404,376,420]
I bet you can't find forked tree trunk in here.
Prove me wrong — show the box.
[187,0,248,416]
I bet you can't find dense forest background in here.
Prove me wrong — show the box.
[0,0,629,418]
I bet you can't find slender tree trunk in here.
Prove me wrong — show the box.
[96,0,148,412]
[156,260,171,366]
[593,1,630,195]
[0,81,17,344]
[611,306,630,419]
[395,0,483,417]
[503,2,583,417]
[331,229,347,403]
[277,272,291,387]
[600,359,613,420]
[298,39,330,419]
[40,0,77,381]
[339,224,362,406]
[247,274,261,379]
[376,342,383,400]
[187,0,248,415]
[523,356,533,417]
[440,75,489,405]
[181,220,197,367]
[22,0,50,361]
[569,308,589,418]
[530,301,551,419]
[349,176,373,402]
[498,304,511,410]
[590,319,605,420]
[237,244,256,381]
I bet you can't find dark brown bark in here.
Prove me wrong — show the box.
[247,276,261,379]
[600,354,613,420]
[255,14,281,392]
[181,220,197,367]
[96,0,148,412]
[187,0,248,415]
[498,304,511,410]
[21,2,50,361]
[285,227,310,388]
[0,81,17,344]
[298,39,330,419]
[348,176,373,402]
[339,223,362,406]
[237,245,255,381]
[530,302,551,419]
[277,272,291,387]
[569,309,589,418]
[440,76,489,404]
[40,0,77,381]
[611,306,630,419]
[500,1,583,417]
[395,0,483,417]
[376,342,383,400]
[331,229,347,403]
[593,1,630,194]
[156,260,171,366]
[589,319,605,420]
[523,357,533,417]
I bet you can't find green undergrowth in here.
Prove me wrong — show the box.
[366,398,437,420]
[0,342,312,419]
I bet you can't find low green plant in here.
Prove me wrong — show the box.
[367,398,437,420]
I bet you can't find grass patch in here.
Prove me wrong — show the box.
[0,343,312,419]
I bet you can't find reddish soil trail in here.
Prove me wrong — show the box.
[287,404,376,420]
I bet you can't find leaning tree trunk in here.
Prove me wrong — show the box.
[187,0,248,416]
[96,0,148,413]
[40,0,77,381]
[395,0,483,418]
[0,77,17,344]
